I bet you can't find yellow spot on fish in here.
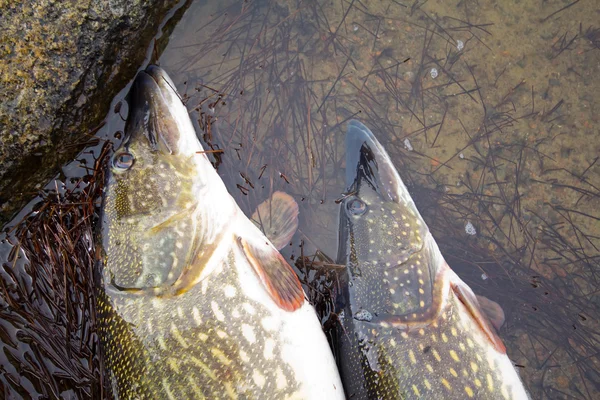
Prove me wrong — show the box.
[426,364,433,373]
[431,334,438,342]
[449,368,458,377]
[475,378,482,387]
[487,374,494,392]
[390,338,397,347]
[210,347,232,366]
[197,332,208,341]
[401,332,409,339]
[459,342,466,352]
[450,350,460,362]
[189,356,218,380]
[432,349,441,362]
[465,386,474,397]
[467,338,474,348]
[441,378,452,391]
[157,335,168,351]
[412,385,420,396]
[409,350,416,364]
[170,323,189,348]
[418,329,425,336]
[451,327,458,336]
[424,379,431,389]
[471,362,479,373]
[442,333,448,342]
[420,300,425,307]
[224,382,238,399]
[419,288,425,294]
[167,358,180,373]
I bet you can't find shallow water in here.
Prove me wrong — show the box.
[1,0,599,398]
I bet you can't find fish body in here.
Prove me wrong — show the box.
[334,120,528,399]
[97,65,344,399]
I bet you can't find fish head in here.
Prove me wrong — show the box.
[339,120,432,316]
[102,65,235,292]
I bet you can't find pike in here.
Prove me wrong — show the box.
[334,120,529,399]
[97,65,344,399]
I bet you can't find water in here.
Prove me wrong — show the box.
[2,0,600,398]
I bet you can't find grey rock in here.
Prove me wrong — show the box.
[0,0,183,225]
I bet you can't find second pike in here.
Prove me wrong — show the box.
[334,120,529,399]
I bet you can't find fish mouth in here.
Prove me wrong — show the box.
[124,65,196,156]
[345,120,416,211]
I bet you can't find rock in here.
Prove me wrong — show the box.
[0,0,184,225]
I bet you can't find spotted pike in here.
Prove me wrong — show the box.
[334,120,529,399]
[97,65,344,399]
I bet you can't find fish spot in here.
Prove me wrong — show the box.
[432,349,441,362]
[167,358,180,373]
[442,333,448,343]
[211,301,225,321]
[418,329,425,336]
[441,378,452,391]
[475,378,482,387]
[192,307,202,325]
[253,370,266,388]
[216,330,228,339]
[465,386,474,398]
[424,379,431,389]
[170,323,189,348]
[224,285,236,297]
[261,316,279,332]
[501,385,509,400]
[426,364,433,373]
[241,323,256,344]
[449,350,460,362]
[239,349,250,363]
[409,350,416,364]
[412,385,420,396]
[459,342,466,352]
[449,368,458,377]
[467,338,475,348]
[486,374,494,392]
[210,347,232,366]
[264,338,275,360]
[276,368,288,390]
[243,303,256,315]
[470,361,479,373]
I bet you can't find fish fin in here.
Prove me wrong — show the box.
[238,237,304,311]
[475,294,506,331]
[452,281,507,354]
[251,191,299,251]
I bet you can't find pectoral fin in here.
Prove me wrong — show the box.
[251,191,299,251]
[453,280,507,354]
[238,237,304,312]
[475,294,506,331]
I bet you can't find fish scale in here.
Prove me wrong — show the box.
[335,120,529,399]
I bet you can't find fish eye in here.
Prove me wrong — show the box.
[347,198,367,216]
[113,151,135,171]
